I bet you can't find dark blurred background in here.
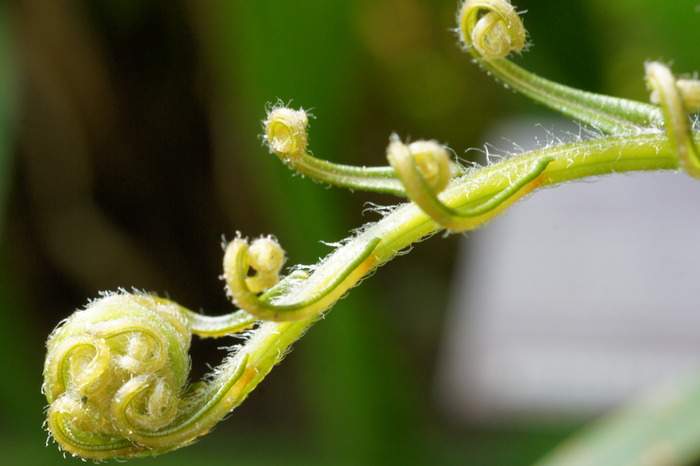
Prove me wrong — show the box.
[1,0,699,464]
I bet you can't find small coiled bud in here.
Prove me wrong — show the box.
[399,140,452,193]
[458,0,526,59]
[244,236,286,293]
[386,138,453,197]
[265,107,309,162]
[43,293,192,458]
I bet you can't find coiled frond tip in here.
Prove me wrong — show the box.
[265,107,309,162]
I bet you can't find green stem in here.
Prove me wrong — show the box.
[286,153,465,196]
[180,132,679,460]
[43,128,684,460]
[290,154,406,195]
[183,308,256,338]
[213,130,679,419]
[481,58,663,134]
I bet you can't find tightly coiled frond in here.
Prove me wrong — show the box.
[42,290,293,460]
[43,294,193,458]
[458,0,525,59]
[456,0,662,133]
[265,106,309,162]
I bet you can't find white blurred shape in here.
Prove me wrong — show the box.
[435,118,700,423]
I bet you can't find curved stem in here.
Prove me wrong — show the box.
[134,319,318,456]
[156,131,679,461]
[180,132,678,457]
[183,308,257,338]
[225,135,677,337]
[482,58,663,133]
[288,154,406,195]
[44,130,683,460]
[227,132,679,376]
[372,133,677,260]
[282,151,465,196]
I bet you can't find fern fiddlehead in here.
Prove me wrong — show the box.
[42,0,700,459]
[457,0,663,133]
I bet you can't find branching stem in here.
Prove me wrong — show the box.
[42,0,697,460]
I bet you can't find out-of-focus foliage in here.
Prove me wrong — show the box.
[2,0,700,464]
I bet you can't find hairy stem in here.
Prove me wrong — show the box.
[225,130,679,402]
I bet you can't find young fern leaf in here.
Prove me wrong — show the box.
[43,294,248,458]
[42,0,700,460]
[457,0,663,133]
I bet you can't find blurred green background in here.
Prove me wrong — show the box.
[1,0,700,464]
